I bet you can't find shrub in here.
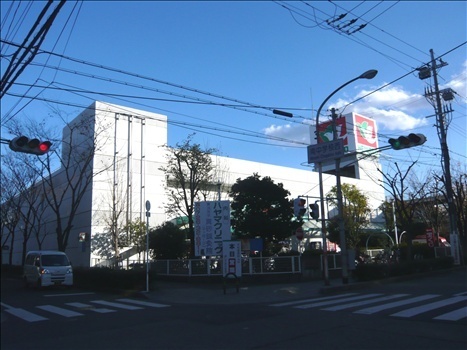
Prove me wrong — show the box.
[73,267,156,291]
[353,257,454,282]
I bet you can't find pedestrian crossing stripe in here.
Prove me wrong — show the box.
[390,296,467,318]
[4,308,48,322]
[90,300,144,310]
[322,294,410,311]
[270,293,467,322]
[354,294,440,314]
[115,298,171,308]
[433,306,467,321]
[270,293,359,307]
[2,298,171,323]
[36,305,84,317]
[66,302,116,313]
[295,293,384,309]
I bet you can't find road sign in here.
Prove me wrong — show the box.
[307,139,344,164]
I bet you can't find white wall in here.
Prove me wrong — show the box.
[3,101,386,267]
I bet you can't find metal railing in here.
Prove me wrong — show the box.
[151,256,301,276]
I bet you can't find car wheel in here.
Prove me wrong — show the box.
[36,278,42,289]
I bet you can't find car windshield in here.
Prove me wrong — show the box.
[41,254,70,266]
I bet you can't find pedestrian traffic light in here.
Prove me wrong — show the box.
[309,203,319,220]
[9,136,52,155]
[293,198,306,218]
[388,133,426,150]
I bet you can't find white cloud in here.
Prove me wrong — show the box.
[263,123,312,145]
[263,61,466,144]
[441,60,467,102]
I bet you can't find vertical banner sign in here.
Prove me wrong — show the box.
[425,228,435,248]
[223,241,242,278]
[194,200,231,256]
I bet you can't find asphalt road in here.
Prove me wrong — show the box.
[1,269,466,350]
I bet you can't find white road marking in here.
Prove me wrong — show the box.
[391,296,467,318]
[116,298,171,308]
[4,308,48,322]
[66,302,116,313]
[323,294,410,311]
[270,293,359,307]
[295,293,383,309]
[36,305,84,317]
[44,292,95,297]
[91,300,143,310]
[433,306,467,321]
[354,294,440,315]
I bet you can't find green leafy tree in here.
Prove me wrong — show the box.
[149,222,188,259]
[119,218,147,260]
[159,134,217,257]
[229,173,301,251]
[326,183,370,249]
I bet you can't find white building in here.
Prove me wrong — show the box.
[3,101,386,267]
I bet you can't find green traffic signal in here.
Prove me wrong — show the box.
[388,133,426,150]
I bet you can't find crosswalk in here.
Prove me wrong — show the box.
[1,298,170,323]
[270,293,467,322]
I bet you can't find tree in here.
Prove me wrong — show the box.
[5,106,112,252]
[229,173,301,251]
[149,222,188,259]
[119,218,147,261]
[0,153,49,265]
[326,183,371,249]
[378,162,428,260]
[159,134,217,257]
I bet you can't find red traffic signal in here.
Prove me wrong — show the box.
[9,136,52,155]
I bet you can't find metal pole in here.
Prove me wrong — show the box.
[145,200,151,293]
[331,108,348,284]
[314,70,377,285]
[392,199,398,245]
[317,162,330,285]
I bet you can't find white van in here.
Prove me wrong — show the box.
[23,250,73,288]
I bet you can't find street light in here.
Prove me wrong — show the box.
[314,69,378,285]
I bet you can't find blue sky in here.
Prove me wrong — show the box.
[1,1,466,182]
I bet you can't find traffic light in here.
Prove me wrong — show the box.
[388,133,426,150]
[293,198,306,218]
[9,136,52,155]
[309,203,319,220]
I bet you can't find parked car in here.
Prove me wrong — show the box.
[23,250,73,288]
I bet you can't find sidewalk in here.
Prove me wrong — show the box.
[138,276,371,305]
[136,266,465,305]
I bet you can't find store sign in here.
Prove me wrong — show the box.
[194,200,231,256]
[354,114,378,152]
[223,241,242,278]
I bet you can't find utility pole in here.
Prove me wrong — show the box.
[421,49,461,264]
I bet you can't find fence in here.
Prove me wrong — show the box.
[151,255,301,277]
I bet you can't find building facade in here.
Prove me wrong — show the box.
[2,101,386,267]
